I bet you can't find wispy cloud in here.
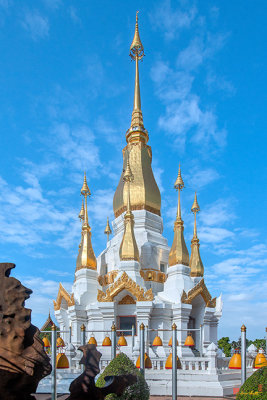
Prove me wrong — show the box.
[42,0,62,10]
[69,6,81,24]
[17,274,72,327]
[150,0,197,40]
[22,10,49,40]
[150,5,229,153]
[185,166,220,190]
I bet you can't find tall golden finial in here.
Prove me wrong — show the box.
[126,12,148,144]
[104,217,112,243]
[76,173,97,271]
[189,192,204,277]
[168,164,189,267]
[119,160,139,261]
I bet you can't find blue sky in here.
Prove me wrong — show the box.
[0,0,266,341]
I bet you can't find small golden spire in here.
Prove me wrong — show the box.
[79,199,85,221]
[169,164,189,267]
[127,12,148,144]
[119,161,139,261]
[104,217,112,243]
[76,173,97,271]
[78,199,85,249]
[189,192,204,277]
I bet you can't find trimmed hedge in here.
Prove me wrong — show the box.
[96,352,150,400]
[236,366,267,400]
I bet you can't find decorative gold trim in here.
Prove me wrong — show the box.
[114,204,161,218]
[181,279,216,308]
[97,271,153,302]
[118,295,136,305]
[98,270,118,286]
[140,270,166,283]
[53,283,75,311]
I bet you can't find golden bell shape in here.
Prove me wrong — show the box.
[152,336,163,346]
[184,334,195,347]
[42,336,50,348]
[165,353,180,369]
[229,349,241,369]
[88,336,97,346]
[102,336,112,346]
[56,353,69,369]
[117,335,128,346]
[254,348,267,369]
[136,353,152,369]
[168,337,178,347]
[56,337,65,348]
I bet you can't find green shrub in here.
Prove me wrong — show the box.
[96,352,150,400]
[236,366,267,400]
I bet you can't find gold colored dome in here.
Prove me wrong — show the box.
[113,146,161,217]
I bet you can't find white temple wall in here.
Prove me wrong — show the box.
[190,296,206,352]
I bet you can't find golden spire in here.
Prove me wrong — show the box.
[78,199,85,249]
[104,217,112,243]
[168,164,189,267]
[189,192,204,277]
[79,199,85,221]
[126,11,148,144]
[119,160,139,261]
[76,173,97,271]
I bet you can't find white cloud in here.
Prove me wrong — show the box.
[200,198,235,226]
[199,226,234,244]
[22,10,49,40]
[186,166,220,190]
[150,6,229,153]
[42,0,61,9]
[17,275,72,327]
[49,123,101,176]
[150,0,197,40]
[69,6,81,24]
[0,172,76,248]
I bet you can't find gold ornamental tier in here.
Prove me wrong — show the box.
[113,12,161,218]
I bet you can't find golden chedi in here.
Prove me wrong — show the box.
[169,164,189,267]
[119,160,139,261]
[76,172,97,271]
[113,11,161,219]
[189,193,204,277]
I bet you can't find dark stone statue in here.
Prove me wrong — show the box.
[0,263,52,400]
[66,344,137,400]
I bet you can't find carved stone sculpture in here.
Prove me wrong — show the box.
[66,344,137,400]
[0,263,52,400]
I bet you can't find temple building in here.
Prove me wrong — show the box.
[53,13,222,360]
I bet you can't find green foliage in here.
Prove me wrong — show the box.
[96,352,150,400]
[39,325,60,343]
[218,337,232,357]
[253,340,266,351]
[218,336,266,356]
[236,366,267,400]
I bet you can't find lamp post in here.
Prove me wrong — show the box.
[51,324,57,400]
[172,323,177,400]
[241,324,246,385]
[111,323,116,360]
[140,323,145,377]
